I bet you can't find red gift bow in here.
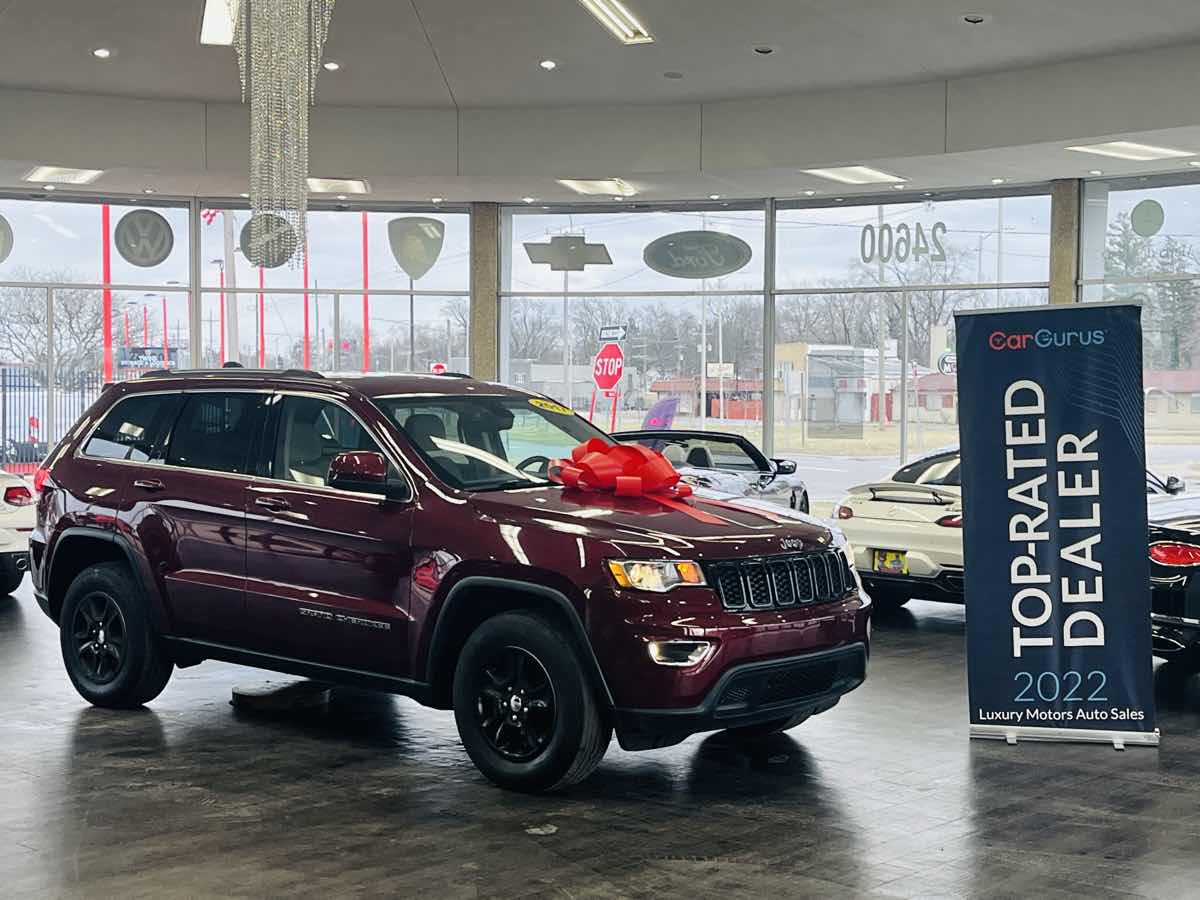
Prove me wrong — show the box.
[549,438,787,526]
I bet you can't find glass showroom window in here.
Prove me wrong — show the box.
[501,206,767,445]
[198,205,470,372]
[1080,176,1200,488]
[0,195,191,459]
[774,193,1051,501]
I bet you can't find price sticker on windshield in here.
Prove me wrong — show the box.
[529,398,573,415]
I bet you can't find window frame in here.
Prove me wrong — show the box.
[162,390,271,477]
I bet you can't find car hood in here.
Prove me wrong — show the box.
[468,485,837,561]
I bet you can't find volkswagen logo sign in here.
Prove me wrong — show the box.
[0,213,12,266]
[240,213,299,269]
[114,209,175,268]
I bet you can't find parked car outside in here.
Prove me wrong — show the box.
[835,446,1181,610]
[31,369,870,792]
[0,470,33,594]
[614,429,809,512]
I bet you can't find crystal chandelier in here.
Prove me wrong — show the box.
[230,0,335,267]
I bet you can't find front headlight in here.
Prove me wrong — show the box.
[607,559,706,592]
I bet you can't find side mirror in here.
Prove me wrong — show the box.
[329,451,397,497]
[1167,475,1186,494]
[772,458,797,475]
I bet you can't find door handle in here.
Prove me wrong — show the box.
[132,479,165,492]
[255,496,291,512]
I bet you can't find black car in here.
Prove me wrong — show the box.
[1148,493,1200,668]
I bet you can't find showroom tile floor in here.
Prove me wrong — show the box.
[2,584,1199,899]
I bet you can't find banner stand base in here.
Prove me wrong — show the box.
[971,724,1160,750]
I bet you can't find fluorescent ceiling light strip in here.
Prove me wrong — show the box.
[802,166,907,185]
[306,177,370,194]
[23,165,104,185]
[1064,141,1194,161]
[578,0,654,44]
[200,0,236,46]
[557,178,637,196]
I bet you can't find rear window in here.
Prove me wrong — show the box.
[82,393,183,463]
[892,452,961,486]
[166,393,262,474]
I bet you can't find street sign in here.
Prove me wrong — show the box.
[524,235,612,271]
[643,230,753,279]
[592,342,624,391]
[598,324,627,342]
[706,362,735,378]
[937,351,957,376]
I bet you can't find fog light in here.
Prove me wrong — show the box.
[647,640,711,667]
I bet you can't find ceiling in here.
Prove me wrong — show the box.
[2,0,1200,108]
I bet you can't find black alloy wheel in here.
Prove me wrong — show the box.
[70,591,128,685]
[476,645,557,762]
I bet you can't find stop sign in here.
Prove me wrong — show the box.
[592,342,624,391]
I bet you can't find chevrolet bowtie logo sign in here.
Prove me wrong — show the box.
[523,235,613,271]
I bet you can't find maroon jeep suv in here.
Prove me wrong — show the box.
[31,369,870,791]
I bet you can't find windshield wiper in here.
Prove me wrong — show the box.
[472,477,553,492]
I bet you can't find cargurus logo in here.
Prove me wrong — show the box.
[988,328,1105,350]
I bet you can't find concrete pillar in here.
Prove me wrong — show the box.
[469,202,500,379]
[1048,179,1082,305]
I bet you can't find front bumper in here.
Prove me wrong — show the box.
[613,642,868,750]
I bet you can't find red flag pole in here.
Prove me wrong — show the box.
[609,389,619,432]
[258,267,265,367]
[361,212,370,373]
[588,387,597,422]
[142,306,149,346]
[218,265,226,364]
[162,296,169,368]
[101,205,113,382]
[123,310,129,347]
[303,242,310,369]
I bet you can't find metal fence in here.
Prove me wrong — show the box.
[0,366,104,474]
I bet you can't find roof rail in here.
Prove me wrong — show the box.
[138,368,325,381]
[434,371,473,379]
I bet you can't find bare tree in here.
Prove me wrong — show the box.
[0,268,114,380]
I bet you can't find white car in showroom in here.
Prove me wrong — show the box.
[0,471,33,595]
[836,446,1184,611]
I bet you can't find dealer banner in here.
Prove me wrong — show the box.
[955,301,1158,748]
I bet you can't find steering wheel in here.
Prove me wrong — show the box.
[515,455,551,476]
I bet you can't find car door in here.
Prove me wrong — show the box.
[243,392,414,678]
[133,390,268,645]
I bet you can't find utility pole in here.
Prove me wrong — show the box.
[222,211,240,364]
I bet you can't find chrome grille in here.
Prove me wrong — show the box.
[706,551,855,612]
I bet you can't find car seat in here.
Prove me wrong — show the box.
[685,445,716,468]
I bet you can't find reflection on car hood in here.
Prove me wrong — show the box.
[1147,492,1200,532]
[469,485,835,561]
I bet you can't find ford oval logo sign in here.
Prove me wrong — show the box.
[643,230,753,280]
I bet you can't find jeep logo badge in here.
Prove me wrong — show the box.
[780,537,804,551]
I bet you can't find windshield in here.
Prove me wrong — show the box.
[373,394,607,491]
[891,452,961,486]
[626,435,762,472]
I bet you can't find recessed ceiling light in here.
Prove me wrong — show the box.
[322,61,341,72]
[961,13,992,25]
[802,165,906,185]
[522,197,537,203]
[802,190,817,196]
[142,188,156,194]
[431,197,444,203]
[834,197,844,202]
[663,71,683,80]
[557,177,637,197]
[336,194,347,201]
[991,178,1006,185]
[539,59,558,71]
[1065,141,1193,161]
[578,0,654,45]
[42,185,56,192]
[199,0,235,46]
[92,47,113,59]
[752,45,777,56]
[240,192,249,198]
[709,194,721,200]
[306,176,370,194]
[23,165,104,185]
[1088,169,1104,176]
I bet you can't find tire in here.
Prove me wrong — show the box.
[453,611,611,793]
[795,491,810,514]
[0,562,23,595]
[722,710,811,740]
[59,562,173,709]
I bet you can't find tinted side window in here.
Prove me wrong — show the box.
[166,393,261,474]
[83,393,182,463]
[272,396,384,486]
